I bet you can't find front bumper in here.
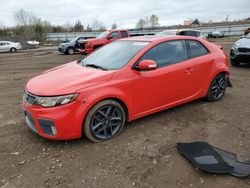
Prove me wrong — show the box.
[230,48,250,62]
[58,47,66,53]
[79,48,92,55]
[21,100,86,140]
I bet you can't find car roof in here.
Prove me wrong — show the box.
[121,35,200,42]
[177,29,202,33]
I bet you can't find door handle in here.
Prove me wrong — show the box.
[185,68,194,75]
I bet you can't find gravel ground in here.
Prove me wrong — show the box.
[0,41,249,188]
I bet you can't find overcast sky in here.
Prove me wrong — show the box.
[0,0,249,29]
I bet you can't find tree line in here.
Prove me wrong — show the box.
[0,9,160,43]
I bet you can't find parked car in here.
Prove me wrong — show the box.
[58,36,88,55]
[230,33,250,66]
[0,41,22,53]
[22,35,231,142]
[176,29,206,39]
[26,41,40,48]
[78,29,130,55]
[244,27,250,35]
[156,30,176,36]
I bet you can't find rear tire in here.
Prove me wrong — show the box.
[10,47,17,53]
[205,73,227,102]
[83,100,126,143]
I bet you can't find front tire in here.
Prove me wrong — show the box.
[205,73,227,102]
[67,47,74,55]
[10,47,17,53]
[84,100,126,142]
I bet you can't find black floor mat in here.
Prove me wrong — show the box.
[177,142,250,177]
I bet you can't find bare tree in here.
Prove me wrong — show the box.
[73,20,84,32]
[136,18,145,29]
[144,16,149,28]
[111,23,117,30]
[91,20,106,31]
[13,9,36,26]
[149,14,159,28]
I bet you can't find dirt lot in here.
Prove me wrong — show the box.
[0,40,250,188]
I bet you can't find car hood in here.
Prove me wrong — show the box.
[80,38,107,44]
[59,42,72,46]
[235,38,250,48]
[26,61,114,96]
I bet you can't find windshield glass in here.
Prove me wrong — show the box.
[70,37,78,43]
[80,41,150,70]
[246,33,250,39]
[97,31,109,39]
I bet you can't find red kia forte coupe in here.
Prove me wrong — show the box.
[22,36,231,142]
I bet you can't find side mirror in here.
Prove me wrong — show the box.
[137,60,157,71]
[107,36,112,40]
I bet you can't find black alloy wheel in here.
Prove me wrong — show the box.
[84,100,126,142]
[206,73,227,101]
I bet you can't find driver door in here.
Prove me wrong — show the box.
[108,31,120,42]
[132,40,193,116]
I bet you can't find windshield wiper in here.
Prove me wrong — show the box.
[85,64,108,70]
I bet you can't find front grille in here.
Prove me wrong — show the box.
[23,91,36,105]
[238,48,250,53]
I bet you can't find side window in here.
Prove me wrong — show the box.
[140,40,188,68]
[121,31,128,38]
[111,32,119,38]
[187,40,209,59]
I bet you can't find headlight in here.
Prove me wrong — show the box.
[35,93,78,107]
[234,43,240,48]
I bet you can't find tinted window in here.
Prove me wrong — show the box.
[121,31,128,38]
[111,32,119,38]
[187,40,209,58]
[139,40,188,68]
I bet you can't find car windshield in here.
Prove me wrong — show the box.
[96,31,109,39]
[79,41,150,70]
[245,33,250,39]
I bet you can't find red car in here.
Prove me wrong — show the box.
[22,36,231,142]
[78,29,130,54]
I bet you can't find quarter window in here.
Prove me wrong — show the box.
[187,40,209,58]
[121,31,128,38]
[139,40,188,68]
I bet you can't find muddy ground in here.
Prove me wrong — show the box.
[0,40,249,188]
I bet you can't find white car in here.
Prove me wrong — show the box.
[156,29,206,40]
[0,41,22,53]
[176,29,206,40]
